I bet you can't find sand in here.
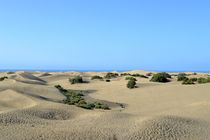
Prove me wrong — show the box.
[0,71,210,140]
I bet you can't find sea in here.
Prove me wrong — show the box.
[0,69,210,73]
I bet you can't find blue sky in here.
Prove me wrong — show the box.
[0,0,210,71]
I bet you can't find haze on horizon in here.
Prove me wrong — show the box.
[0,0,210,71]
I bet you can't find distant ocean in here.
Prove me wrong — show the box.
[0,69,210,73]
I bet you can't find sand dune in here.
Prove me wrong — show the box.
[0,71,209,139]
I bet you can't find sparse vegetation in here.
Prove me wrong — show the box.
[0,76,8,81]
[146,72,153,76]
[131,74,148,78]
[91,75,103,80]
[120,73,131,76]
[182,79,195,85]
[105,72,118,79]
[116,103,125,108]
[150,73,169,83]
[197,77,210,84]
[127,79,136,89]
[125,77,137,81]
[69,76,83,84]
[159,72,171,78]
[55,85,110,110]
[177,73,188,81]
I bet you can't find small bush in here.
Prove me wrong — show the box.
[106,79,111,82]
[101,104,110,110]
[127,80,136,89]
[190,78,197,82]
[177,74,188,81]
[125,77,137,81]
[159,72,171,78]
[91,75,103,80]
[131,74,148,78]
[0,76,8,81]
[105,73,118,79]
[146,73,153,76]
[182,79,195,85]
[120,73,131,76]
[150,73,169,83]
[197,77,210,84]
[69,76,83,84]
[80,103,92,109]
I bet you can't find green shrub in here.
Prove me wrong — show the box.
[177,74,188,81]
[105,73,118,79]
[182,79,195,85]
[95,105,101,109]
[131,74,148,78]
[78,100,87,105]
[120,73,131,76]
[69,76,83,84]
[146,73,153,76]
[125,77,137,81]
[80,103,92,109]
[197,77,210,84]
[190,78,197,82]
[127,80,136,89]
[150,73,169,82]
[91,75,103,80]
[106,79,111,82]
[101,104,109,110]
[0,76,8,81]
[159,72,171,78]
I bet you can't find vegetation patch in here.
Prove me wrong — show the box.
[146,72,153,76]
[127,79,136,89]
[116,103,125,108]
[125,77,137,81]
[55,85,110,110]
[105,79,111,82]
[131,74,148,78]
[0,76,8,81]
[182,79,195,85]
[177,73,188,81]
[197,77,210,84]
[104,72,119,79]
[120,73,131,76]
[69,76,83,84]
[91,75,103,80]
[150,73,170,83]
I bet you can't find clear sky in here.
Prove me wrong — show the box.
[0,0,210,71]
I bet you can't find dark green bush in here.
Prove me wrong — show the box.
[120,73,131,76]
[131,74,148,78]
[182,79,195,85]
[197,77,210,84]
[150,73,169,83]
[0,76,8,81]
[177,74,188,81]
[105,73,118,79]
[159,72,171,78]
[69,76,83,84]
[127,80,136,89]
[125,77,137,81]
[101,104,109,110]
[146,73,153,76]
[190,78,198,82]
[91,75,103,80]
[80,103,92,109]
[106,79,111,82]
